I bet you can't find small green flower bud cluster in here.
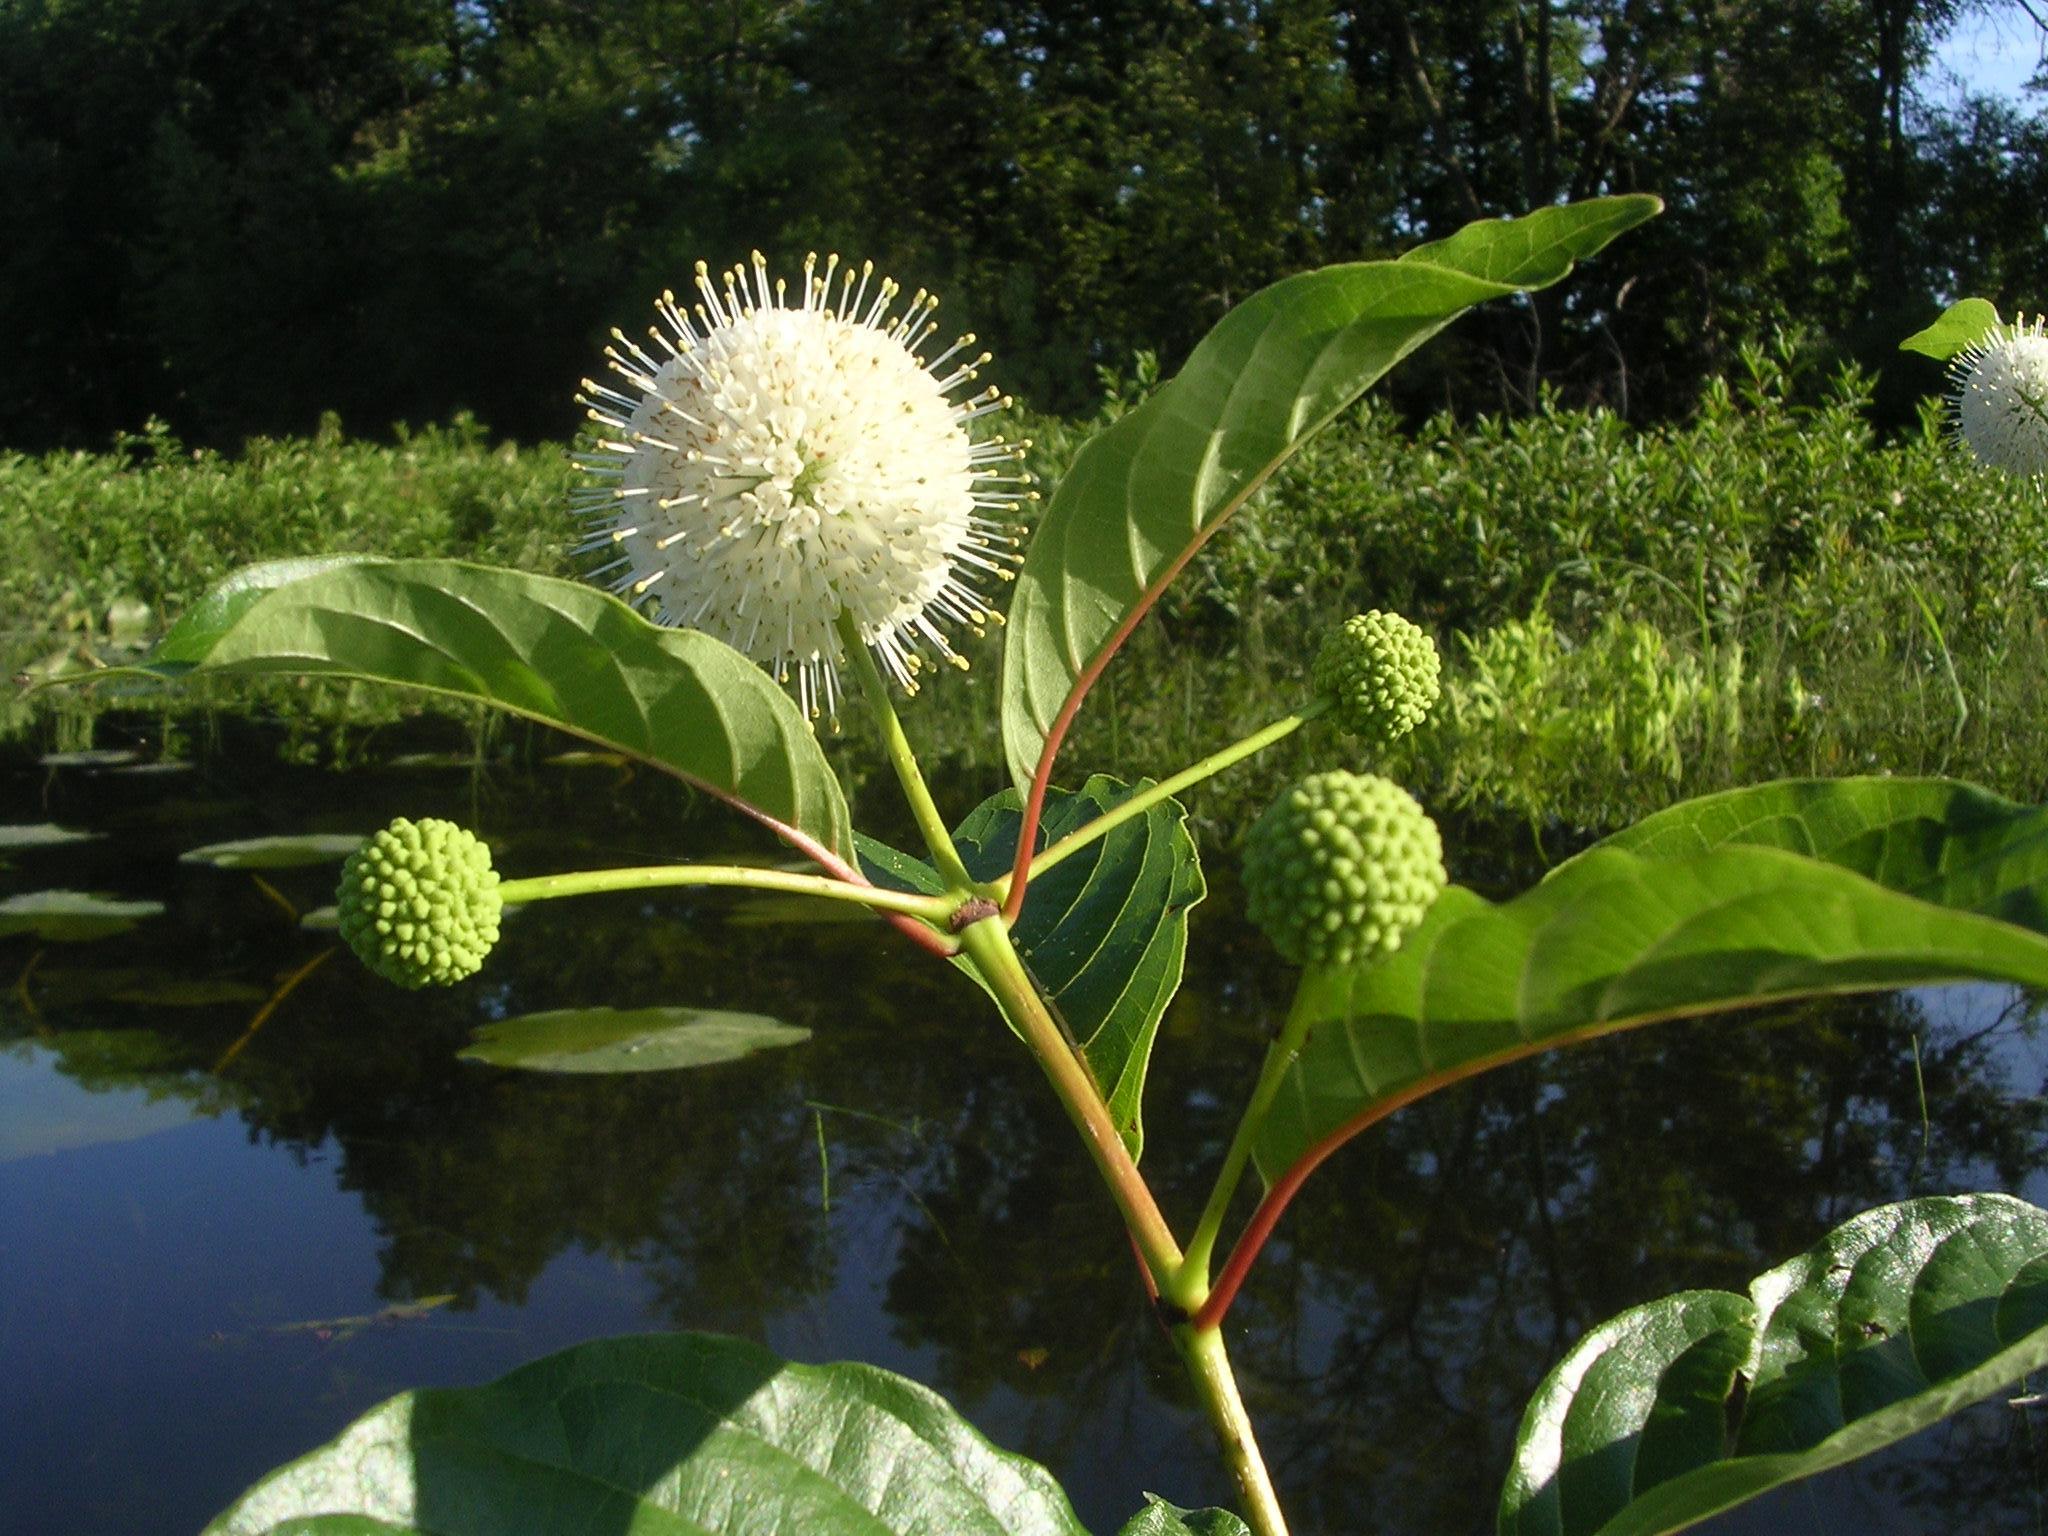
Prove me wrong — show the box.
[337,817,501,988]
[1312,611,1440,743]
[1243,771,1445,967]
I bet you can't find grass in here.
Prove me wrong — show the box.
[5,347,2046,841]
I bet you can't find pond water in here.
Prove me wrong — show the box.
[3,721,2047,1535]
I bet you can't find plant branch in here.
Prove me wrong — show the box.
[1000,701,1328,896]
[500,862,955,922]
[1003,507,1276,923]
[1173,1325,1291,1536]
[837,609,975,890]
[955,916,1183,1286]
[1194,1023,1622,1331]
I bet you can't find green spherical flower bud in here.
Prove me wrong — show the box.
[336,817,501,988]
[1243,771,1445,967]
[1312,611,1440,743]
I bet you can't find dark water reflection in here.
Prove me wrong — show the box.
[3,725,2047,1535]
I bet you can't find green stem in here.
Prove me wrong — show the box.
[1008,700,1328,894]
[959,905,1291,1534]
[955,916,1183,1286]
[499,863,953,922]
[836,609,975,889]
[1173,1324,1291,1536]
[1179,985,1317,1287]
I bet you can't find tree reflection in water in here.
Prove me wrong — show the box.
[5,739,2047,1533]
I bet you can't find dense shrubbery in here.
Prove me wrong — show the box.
[8,362,2044,823]
[0,414,577,640]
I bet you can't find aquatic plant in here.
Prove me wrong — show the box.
[69,201,2048,1536]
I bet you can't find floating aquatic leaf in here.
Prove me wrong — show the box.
[380,752,483,770]
[179,834,368,870]
[37,749,140,769]
[459,1006,811,1074]
[0,824,100,851]
[0,891,164,941]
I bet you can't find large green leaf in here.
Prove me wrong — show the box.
[1000,196,1661,790]
[110,558,853,859]
[1585,776,2048,927]
[204,1331,1088,1536]
[1253,778,2048,1179]
[1500,1193,2048,1536]
[861,777,1204,1159]
[1899,297,2001,361]
[459,1006,810,1073]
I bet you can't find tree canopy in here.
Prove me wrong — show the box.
[0,0,2040,448]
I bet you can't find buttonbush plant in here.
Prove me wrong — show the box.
[59,202,2048,1536]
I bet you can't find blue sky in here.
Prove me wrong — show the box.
[1929,5,2045,103]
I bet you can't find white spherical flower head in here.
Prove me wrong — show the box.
[574,252,1031,718]
[1952,315,2048,478]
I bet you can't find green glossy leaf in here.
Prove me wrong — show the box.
[1000,196,1660,789]
[1116,1498,1253,1536]
[1500,1194,2048,1536]
[1899,297,2001,360]
[459,1006,810,1074]
[1583,776,2048,928]
[866,778,1203,1159]
[204,1331,1088,1536]
[1254,778,2048,1179]
[179,833,369,870]
[113,558,853,858]
[0,890,164,941]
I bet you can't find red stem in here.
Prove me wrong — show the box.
[1002,521,1235,923]
[1192,1030,1607,1330]
[719,787,956,958]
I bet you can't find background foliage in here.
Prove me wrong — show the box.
[2,0,2042,449]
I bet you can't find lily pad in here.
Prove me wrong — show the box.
[38,749,140,769]
[381,752,483,770]
[179,833,368,870]
[0,891,164,941]
[459,1006,811,1074]
[0,824,101,851]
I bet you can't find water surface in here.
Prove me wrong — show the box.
[3,726,2045,1534]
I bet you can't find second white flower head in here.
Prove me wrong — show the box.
[577,253,1029,718]
[1952,315,2048,478]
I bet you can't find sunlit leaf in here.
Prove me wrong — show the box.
[863,778,1203,1159]
[204,1331,1089,1535]
[459,1006,810,1074]
[101,558,854,859]
[1500,1194,2048,1536]
[1255,778,2048,1180]
[1000,197,1661,790]
[0,890,164,941]
[1899,297,2001,361]
[179,833,369,869]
